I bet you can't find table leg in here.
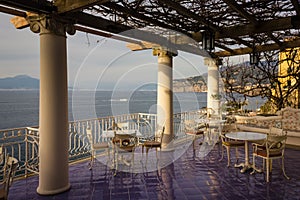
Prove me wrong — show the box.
[234,141,248,171]
[241,141,250,173]
[234,141,251,173]
[234,140,263,173]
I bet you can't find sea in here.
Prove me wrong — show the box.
[0,90,265,130]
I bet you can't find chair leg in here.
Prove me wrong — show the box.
[218,145,224,161]
[226,146,231,167]
[266,159,270,182]
[114,148,119,176]
[235,147,239,164]
[199,134,204,145]
[281,157,290,180]
[131,150,135,173]
[88,151,94,170]
[145,147,150,166]
[252,154,256,169]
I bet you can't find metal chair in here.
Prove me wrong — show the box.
[0,154,19,200]
[112,132,137,175]
[184,120,205,148]
[142,126,165,157]
[86,128,110,170]
[252,130,289,182]
[219,123,245,167]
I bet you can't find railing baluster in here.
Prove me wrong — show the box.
[0,109,207,180]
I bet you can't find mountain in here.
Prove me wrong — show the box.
[173,74,207,92]
[0,75,39,89]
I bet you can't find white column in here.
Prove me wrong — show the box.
[205,58,220,116]
[29,16,75,195]
[153,47,177,149]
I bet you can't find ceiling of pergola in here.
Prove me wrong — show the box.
[1,0,300,58]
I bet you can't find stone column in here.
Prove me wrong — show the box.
[205,58,220,116]
[28,15,75,195]
[153,47,177,149]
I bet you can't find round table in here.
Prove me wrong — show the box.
[226,131,266,173]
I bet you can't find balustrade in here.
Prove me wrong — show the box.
[0,109,207,180]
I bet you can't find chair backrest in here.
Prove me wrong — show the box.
[0,146,3,165]
[86,128,94,147]
[269,127,285,136]
[116,122,129,130]
[266,134,287,153]
[184,120,197,133]
[156,126,165,143]
[221,123,238,133]
[1,155,18,199]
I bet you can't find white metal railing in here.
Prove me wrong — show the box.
[0,109,207,180]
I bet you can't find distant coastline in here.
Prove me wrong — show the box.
[0,74,208,92]
[0,75,39,89]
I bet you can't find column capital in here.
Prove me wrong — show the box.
[152,46,178,57]
[27,14,76,36]
[204,57,218,67]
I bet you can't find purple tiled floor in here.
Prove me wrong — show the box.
[9,143,300,200]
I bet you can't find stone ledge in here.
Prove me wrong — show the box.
[237,124,300,147]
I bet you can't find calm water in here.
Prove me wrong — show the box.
[0,90,207,129]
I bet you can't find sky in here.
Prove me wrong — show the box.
[0,12,246,90]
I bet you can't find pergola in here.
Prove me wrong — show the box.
[1,0,300,196]
[1,0,300,56]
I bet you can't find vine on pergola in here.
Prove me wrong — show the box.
[220,48,300,113]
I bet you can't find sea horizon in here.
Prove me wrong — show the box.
[0,90,209,130]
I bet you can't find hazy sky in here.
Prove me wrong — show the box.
[0,12,247,90]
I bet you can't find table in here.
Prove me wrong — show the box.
[102,129,142,145]
[103,130,140,173]
[225,131,266,173]
[102,130,141,138]
[102,130,142,138]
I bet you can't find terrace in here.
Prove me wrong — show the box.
[10,148,300,200]
[1,0,300,198]
[1,111,300,199]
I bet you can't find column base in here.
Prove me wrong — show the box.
[37,183,71,196]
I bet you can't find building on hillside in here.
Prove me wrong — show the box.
[277,47,300,108]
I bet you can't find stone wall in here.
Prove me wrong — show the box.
[234,107,300,147]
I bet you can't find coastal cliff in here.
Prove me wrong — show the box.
[173,75,207,92]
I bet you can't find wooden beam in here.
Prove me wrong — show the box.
[67,12,131,34]
[55,0,109,13]
[219,16,300,38]
[74,25,142,45]
[126,41,155,51]
[0,0,54,13]
[69,12,208,56]
[291,0,300,16]
[103,2,190,36]
[215,43,235,54]
[0,5,26,17]
[215,38,300,57]
[191,16,300,41]
[157,0,217,31]
[223,0,257,24]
